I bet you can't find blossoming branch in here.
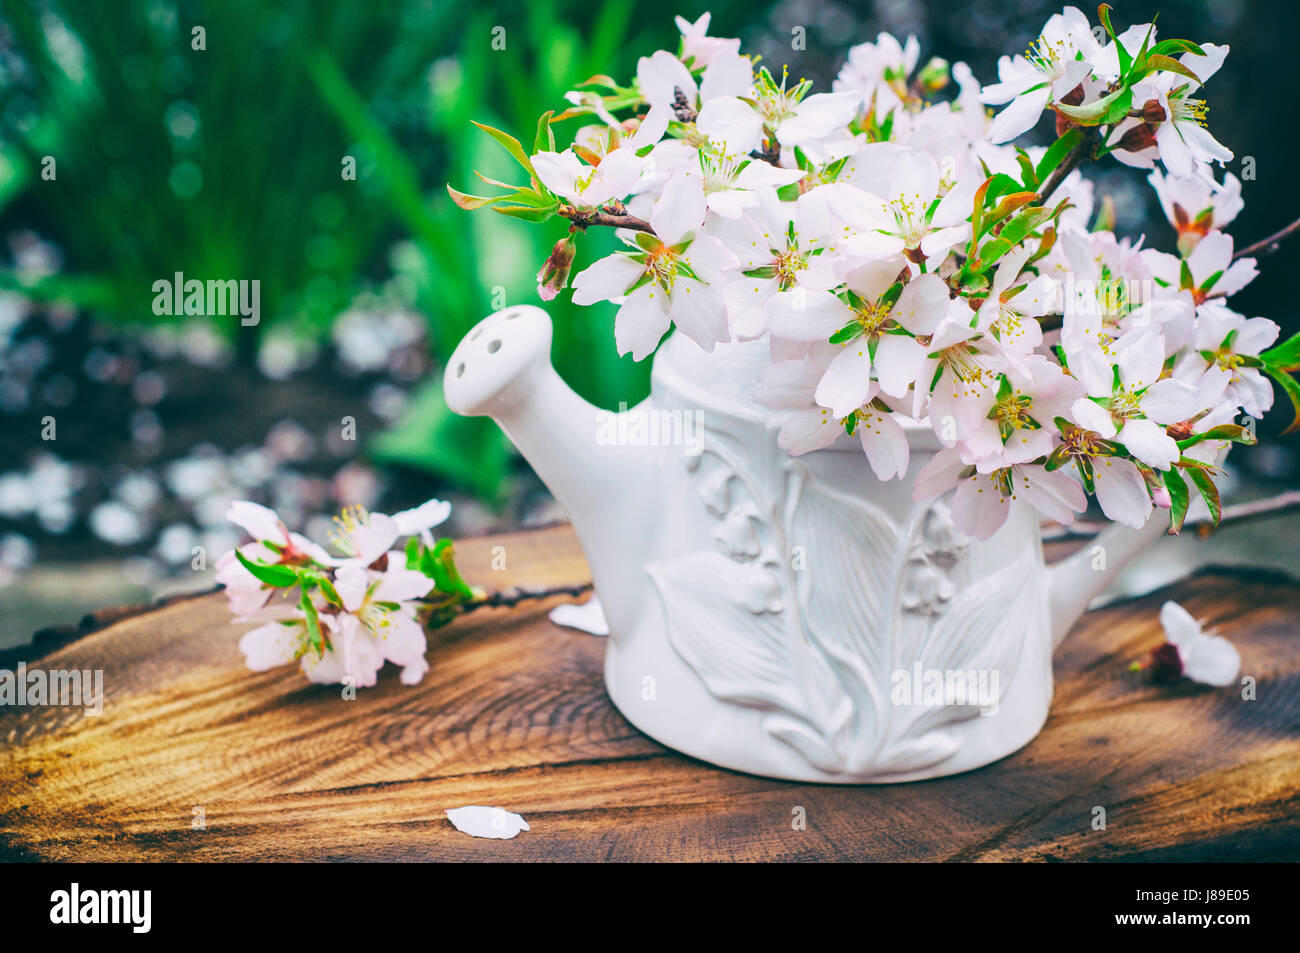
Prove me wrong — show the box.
[450,7,1300,542]
[217,499,476,687]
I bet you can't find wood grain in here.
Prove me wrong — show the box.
[1,524,1297,861]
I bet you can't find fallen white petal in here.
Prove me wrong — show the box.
[548,595,609,636]
[445,806,530,839]
[1159,599,1241,687]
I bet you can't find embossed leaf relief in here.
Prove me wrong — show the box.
[647,440,1043,778]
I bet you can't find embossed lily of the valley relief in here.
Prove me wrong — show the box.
[647,430,1034,776]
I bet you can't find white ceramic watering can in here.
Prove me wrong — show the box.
[444,305,1168,782]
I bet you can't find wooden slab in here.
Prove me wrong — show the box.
[1,525,1297,861]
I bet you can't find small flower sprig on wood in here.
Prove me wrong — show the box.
[216,499,477,688]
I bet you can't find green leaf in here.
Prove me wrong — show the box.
[1261,330,1300,372]
[1129,22,1156,79]
[534,110,556,155]
[471,120,538,178]
[1037,129,1084,183]
[1015,150,1038,190]
[974,237,1013,273]
[982,173,1025,205]
[1098,86,1134,126]
[492,201,559,223]
[1114,35,1132,81]
[982,191,1038,236]
[1053,85,1131,125]
[501,187,560,210]
[305,570,343,607]
[1177,423,1257,450]
[446,184,505,211]
[1096,5,1132,78]
[299,589,324,656]
[1163,467,1190,534]
[423,539,476,600]
[1097,4,1117,40]
[235,550,299,588]
[1142,54,1202,85]
[1149,39,1206,59]
[1262,364,1300,435]
[1184,465,1221,525]
[968,177,992,255]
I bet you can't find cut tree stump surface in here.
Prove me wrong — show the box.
[1,525,1297,862]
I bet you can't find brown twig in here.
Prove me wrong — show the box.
[1036,126,1101,206]
[460,582,593,614]
[1233,215,1300,260]
[560,203,655,234]
[1041,489,1300,542]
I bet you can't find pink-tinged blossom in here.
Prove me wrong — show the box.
[914,447,1086,541]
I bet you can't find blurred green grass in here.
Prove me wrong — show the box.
[0,0,774,500]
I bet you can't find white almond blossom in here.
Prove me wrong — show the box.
[571,172,738,358]
[1149,169,1243,255]
[833,32,922,118]
[1066,330,1201,470]
[980,5,1102,144]
[1148,44,1232,178]
[1173,303,1279,418]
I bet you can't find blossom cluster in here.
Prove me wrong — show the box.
[452,8,1300,540]
[217,498,474,687]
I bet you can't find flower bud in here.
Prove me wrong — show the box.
[1115,122,1159,154]
[1139,99,1168,124]
[537,235,577,301]
[918,57,949,93]
[1151,482,1172,509]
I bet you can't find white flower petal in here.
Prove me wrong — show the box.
[815,344,873,418]
[1092,458,1152,529]
[391,499,452,536]
[858,410,909,480]
[227,501,286,543]
[614,284,672,361]
[239,621,300,671]
[1183,633,1240,687]
[696,97,764,155]
[778,408,843,455]
[547,596,610,636]
[571,254,645,306]
[651,173,707,245]
[446,806,530,840]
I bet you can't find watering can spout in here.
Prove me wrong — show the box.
[1047,513,1169,647]
[443,305,660,578]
